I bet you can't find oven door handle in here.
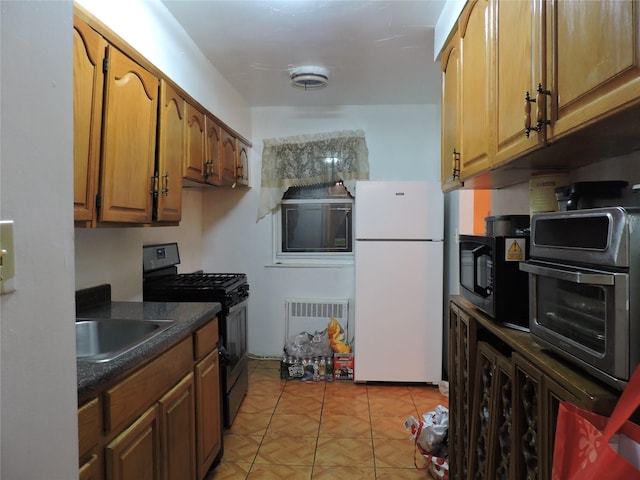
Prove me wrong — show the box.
[519,262,615,286]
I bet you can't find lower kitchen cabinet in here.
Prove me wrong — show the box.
[78,316,221,480]
[449,296,618,480]
[159,373,197,480]
[195,349,222,479]
[105,405,161,480]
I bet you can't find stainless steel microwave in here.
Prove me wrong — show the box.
[459,234,530,331]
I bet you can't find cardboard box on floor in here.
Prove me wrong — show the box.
[334,351,354,380]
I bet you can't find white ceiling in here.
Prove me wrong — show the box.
[161,0,446,107]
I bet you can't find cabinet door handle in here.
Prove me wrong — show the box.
[524,91,536,138]
[535,83,551,132]
[452,149,461,179]
[150,173,159,198]
[161,173,169,196]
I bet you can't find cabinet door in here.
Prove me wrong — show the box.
[106,405,161,480]
[195,349,222,479]
[459,0,493,180]
[220,128,237,186]
[547,0,640,139]
[80,454,103,480]
[184,103,206,183]
[236,140,250,187]
[159,373,196,480]
[156,81,183,223]
[450,307,477,480]
[494,0,546,167]
[204,115,222,186]
[100,46,158,223]
[440,30,462,192]
[73,17,106,223]
[512,353,542,480]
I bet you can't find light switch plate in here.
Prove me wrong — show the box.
[0,221,16,294]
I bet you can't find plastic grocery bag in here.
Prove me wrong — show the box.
[405,405,449,479]
[552,366,640,480]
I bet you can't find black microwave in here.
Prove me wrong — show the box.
[459,234,530,331]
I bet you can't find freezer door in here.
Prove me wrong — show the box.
[355,181,443,241]
[354,240,443,383]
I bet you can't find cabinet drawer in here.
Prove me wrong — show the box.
[104,337,192,433]
[78,397,102,460]
[194,317,218,360]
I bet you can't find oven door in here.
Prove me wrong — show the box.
[222,298,248,390]
[521,260,629,387]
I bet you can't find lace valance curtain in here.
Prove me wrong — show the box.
[257,129,370,220]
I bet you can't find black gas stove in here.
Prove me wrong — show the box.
[143,272,249,307]
[142,243,249,428]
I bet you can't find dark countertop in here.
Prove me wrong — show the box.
[77,301,221,402]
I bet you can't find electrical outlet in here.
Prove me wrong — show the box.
[0,221,16,294]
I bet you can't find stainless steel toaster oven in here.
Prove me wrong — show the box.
[520,207,640,390]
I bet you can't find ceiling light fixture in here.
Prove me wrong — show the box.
[290,66,329,90]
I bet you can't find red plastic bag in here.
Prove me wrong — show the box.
[552,367,640,480]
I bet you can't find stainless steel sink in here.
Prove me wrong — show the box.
[76,318,174,363]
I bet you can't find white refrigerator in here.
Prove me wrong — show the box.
[354,181,444,383]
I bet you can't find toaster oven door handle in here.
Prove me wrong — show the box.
[519,262,615,286]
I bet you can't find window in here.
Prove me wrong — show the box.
[274,183,354,264]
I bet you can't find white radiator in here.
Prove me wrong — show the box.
[285,299,349,341]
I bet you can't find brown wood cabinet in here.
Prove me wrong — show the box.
[449,296,618,480]
[78,316,221,480]
[74,6,252,214]
[493,0,546,167]
[105,405,161,480]
[441,0,640,191]
[73,16,106,223]
[204,115,223,186]
[440,29,463,192]
[184,103,207,184]
[99,45,159,224]
[458,0,493,181]
[156,81,184,223]
[74,15,162,226]
[195,349,222,479]
[546,0,640,140]
[159,373,197,480]
[221,127,238,186]
[236,139,250,187]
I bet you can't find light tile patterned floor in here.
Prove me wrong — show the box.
[205,358,449,480]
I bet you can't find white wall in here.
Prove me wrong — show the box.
[200,104,443,357]
[0,2,78,478]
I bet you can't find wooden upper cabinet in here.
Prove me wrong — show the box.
[441,30,462,192]
[236,139,250,187]
[546,0,640,139]
[73,17,106,223]
[156,80,184,223]
[220,128,237,186]
[459,0,493,180]
[99,46,159,223]
[184,103,206,183]
[494,0,546,167]
[204,115,223,186]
